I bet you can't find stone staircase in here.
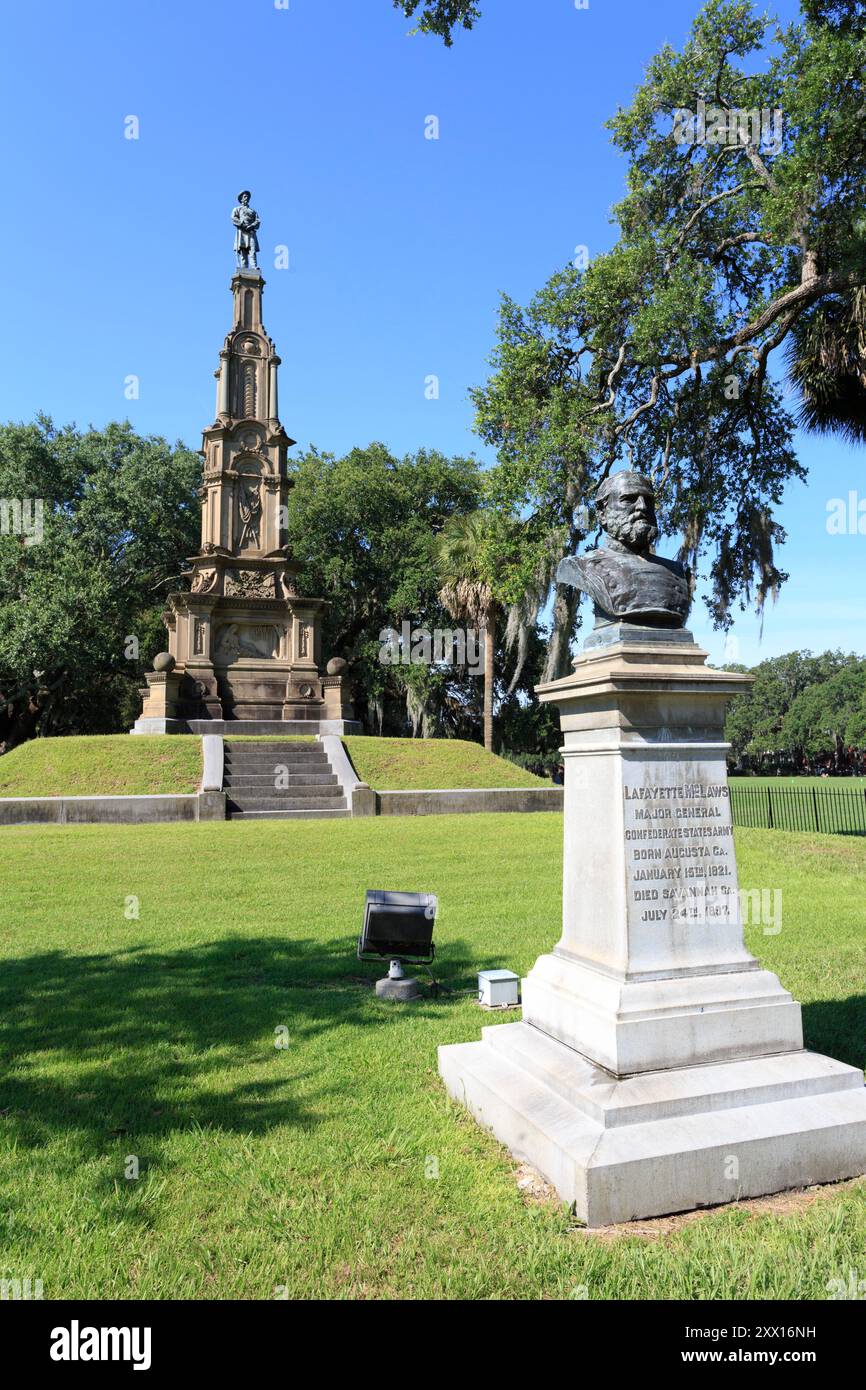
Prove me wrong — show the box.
[223,740,349,820]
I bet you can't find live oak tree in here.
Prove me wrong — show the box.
[781,662,866,765]
[392,0,480,45]
[284,442,490,737]
[723,649,865,761]
[472,0,866,678]
[0,418,200,748]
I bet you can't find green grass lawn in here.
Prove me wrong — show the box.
[344,736,549,790]
[0,735,203,797]
[0,815,863,1300]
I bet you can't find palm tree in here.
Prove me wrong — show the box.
[785,288,866,445]
[436,511,498,752]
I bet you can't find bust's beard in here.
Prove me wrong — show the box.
[611,517,659,551]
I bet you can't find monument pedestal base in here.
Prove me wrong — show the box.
[439,1024,866,1226]
[521,951,804,1077]
[440,625,866,1223]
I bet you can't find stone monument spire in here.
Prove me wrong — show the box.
[133,197,357,734]
[193,260,297,611]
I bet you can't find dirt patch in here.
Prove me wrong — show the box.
[511,1163,865,1237]
[514,1162,561,1205]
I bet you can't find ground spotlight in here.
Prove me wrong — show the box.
[358,890,437,1000]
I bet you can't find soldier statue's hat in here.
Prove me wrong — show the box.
[237,190,251,202]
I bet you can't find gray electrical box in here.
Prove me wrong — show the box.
[478,969,520,1008]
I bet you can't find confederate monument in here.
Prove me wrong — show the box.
[440,470,866,1225]
[133,195,357,734]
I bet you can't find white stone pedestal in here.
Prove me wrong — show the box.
[438,628,866,1225]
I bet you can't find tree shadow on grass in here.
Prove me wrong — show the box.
[0,934,478,1165]
[6,930,857,1182]
[801,995,866,1071]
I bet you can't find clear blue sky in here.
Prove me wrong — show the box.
[1,0,862,666]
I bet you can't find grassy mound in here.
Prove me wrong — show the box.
[0,817,862,1299]
[0,733,548,799]
[344,736,549,790]
[0,735,202,796]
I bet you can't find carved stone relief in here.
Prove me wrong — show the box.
[224,567,273,598]
[214,622,284,663]
[191,568,219,595]
[236,482,262,549]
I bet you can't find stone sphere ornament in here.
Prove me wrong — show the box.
[326,657,348,677]
[153,652,176,674]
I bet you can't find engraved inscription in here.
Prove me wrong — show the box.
[623,778,738,926]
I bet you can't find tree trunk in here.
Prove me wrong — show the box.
[801,248,819,286]
[483,610,495,753]
[542,582,581,684]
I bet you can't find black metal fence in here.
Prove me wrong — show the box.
[729,782,866,836]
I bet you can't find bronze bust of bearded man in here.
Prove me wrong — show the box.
[556,471,692,629]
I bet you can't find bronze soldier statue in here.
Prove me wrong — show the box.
[232,191,260,270]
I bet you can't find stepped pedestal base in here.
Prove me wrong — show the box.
[521,951,804,1077]
[439,1023,866,1226]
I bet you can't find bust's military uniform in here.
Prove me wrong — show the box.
[557,539,691,628]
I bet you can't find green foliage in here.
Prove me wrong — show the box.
[286,447,549,748]
[786,288,866,443]
[285,443,487,736]
[392,0,481,45]
[435,509,520,751]
[800,0,865,31]
[495,621,560,760]
[0,424,552,756]
[724,649,866,758]
[436,510,497,623]
[0,417,200,747]
[473,0,866,665]
[781,662,866,756]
